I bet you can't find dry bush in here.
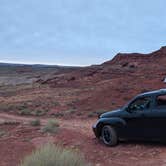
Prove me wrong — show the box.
[19,143,89,166]
[29,119,40,126]
[42,119,59,133]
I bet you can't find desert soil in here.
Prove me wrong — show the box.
[0,113,166,166]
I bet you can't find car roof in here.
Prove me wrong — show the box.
[137,89,166,98]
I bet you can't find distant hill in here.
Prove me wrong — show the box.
[0,62,82,86]
[0,62,81,68]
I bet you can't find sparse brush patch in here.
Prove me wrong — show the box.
[32,109,49,116]
[2,98,59,115]
[18,108,49,116]
[65,109,77,115]
[18,109,31,115]
[42,119,59,134]
[29,119,40,126]
[4,120,19,125]
[0,103,29,113]
[0,103,16,112]
[19,143,88,166]
[0,130,6,137]
[51,109,77,118]
[51,112,64,117]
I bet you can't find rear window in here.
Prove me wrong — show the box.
[156,95,166,107]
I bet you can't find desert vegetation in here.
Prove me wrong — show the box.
[29,119,41,126]
[42,119,59,134]
[0,129,6,137]
[19,143,88,166]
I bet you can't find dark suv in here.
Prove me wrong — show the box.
[93,89,166,146]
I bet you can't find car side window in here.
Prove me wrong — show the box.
[156,95,166,108]
[128,97,151,112]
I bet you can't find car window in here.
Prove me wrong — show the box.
[156,95,166,108]
[128,97,151,112]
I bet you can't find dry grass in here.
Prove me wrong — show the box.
[19,143,89,166]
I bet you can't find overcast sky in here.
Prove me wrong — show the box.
[0,0,166,66]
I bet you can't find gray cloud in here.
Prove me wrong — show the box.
[0,0,166,65]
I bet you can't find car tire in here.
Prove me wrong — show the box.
[101,125,118,146]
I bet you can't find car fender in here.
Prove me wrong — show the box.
[98,117,126,127]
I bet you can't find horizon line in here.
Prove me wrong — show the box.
[0,60,90,67]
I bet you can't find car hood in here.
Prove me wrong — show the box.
[100,108,124,118]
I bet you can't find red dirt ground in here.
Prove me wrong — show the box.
[0,113,166,166]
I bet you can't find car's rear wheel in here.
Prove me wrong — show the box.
[101,125,118,146]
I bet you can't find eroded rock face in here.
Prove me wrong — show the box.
[39,46,166,88]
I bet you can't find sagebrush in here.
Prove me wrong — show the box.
[19,143,89,166]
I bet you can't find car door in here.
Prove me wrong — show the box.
[123,96,153,140]
[150,94,166,140]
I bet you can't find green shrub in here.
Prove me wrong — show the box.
[19,143,88,166]
[19,109,31,115]
[42,119,59,133]
[29,119,40,126]
[32,109,48,116]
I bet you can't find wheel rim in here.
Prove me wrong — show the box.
[102,127,112,144]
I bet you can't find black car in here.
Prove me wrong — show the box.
[93,89,166,146]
